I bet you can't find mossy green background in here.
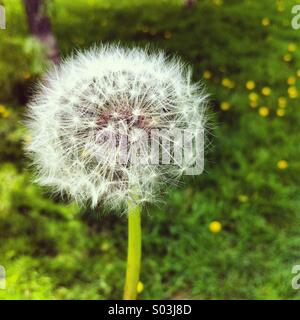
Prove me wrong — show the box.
[1,0,300,299]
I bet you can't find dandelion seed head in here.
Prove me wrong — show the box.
[25,44,208,212]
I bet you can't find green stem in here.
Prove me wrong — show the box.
[123,197,142,300]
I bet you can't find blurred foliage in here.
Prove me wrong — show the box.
[1,0,300,299]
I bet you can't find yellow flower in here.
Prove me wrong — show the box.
[100,241,110,252]
[288,86,298,99]
[287,76,296,85]
[213,0,223,5]
[283,54,292,62]
[261,87,271,96]
[250,101,258,108]
[0,104,6,113]
[203,70,212,80]
[209,221,222,233]
[276,109,285,117]
[288,43,297,52]
[249,92,258,101]
[2,111,10,118]
[220,102,231,111]
[259,107,269,117]
[245,80,255,90]
[278,97,287,108]
[277,160,288,170]
[137,281,144,294]
[297,70,300,78]
[238,195,249,203]
[222,78,235,88]
[0,104,9,118]
[276,2,285,12]
[261,17,270,26]
[23,71,31,80]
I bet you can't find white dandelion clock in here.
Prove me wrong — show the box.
[25,44,208,300]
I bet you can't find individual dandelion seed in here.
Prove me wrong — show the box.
[24,44,208,300]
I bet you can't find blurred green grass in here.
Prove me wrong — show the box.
[1,0,300,299]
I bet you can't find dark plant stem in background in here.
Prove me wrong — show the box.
[23,0,60,64]
[185,0,197,8]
